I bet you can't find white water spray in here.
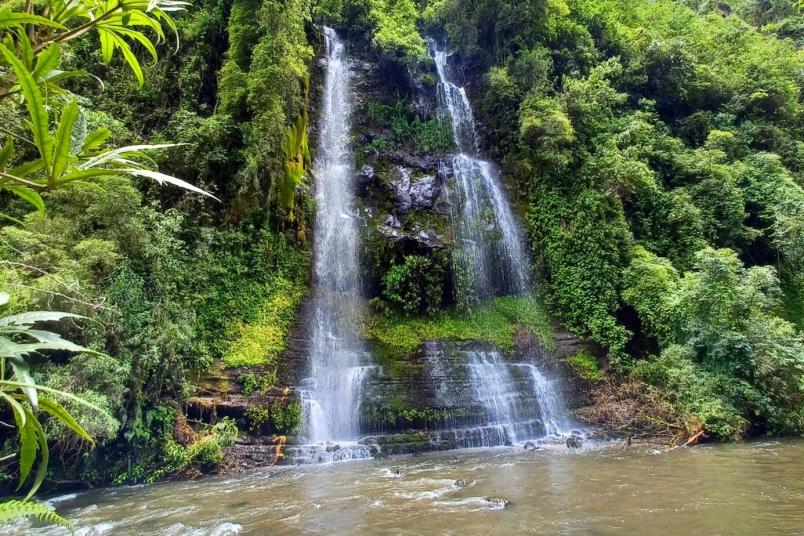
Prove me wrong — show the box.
[304,27,372,445]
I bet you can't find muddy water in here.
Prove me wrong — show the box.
[15,440,804,535]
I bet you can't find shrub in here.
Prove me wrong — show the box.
[566,350,603,381]
[382,255,445,316]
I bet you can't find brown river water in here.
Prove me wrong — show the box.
[11,439,804,535]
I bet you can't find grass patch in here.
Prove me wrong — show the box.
[367,296,555,356]
[566,350,603,380]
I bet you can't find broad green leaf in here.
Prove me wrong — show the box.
[106,26,158,62]
[0,136,13,168]
[0,311,83,327]
[99,28,114,64]
[1,390,27,430]
[0,45,53,173]
[59,169,116,183]
[126,10,166,41]
[8,158,44,178]
[127,169,220,200]
[23,329,92,353]
[0,342,99,358]
[81,128,112,154]
[32,44,61,80]
[7,355,37,409]
[5,186,45,213]
[80,143,178,169]
[43,69,96,85]
[39,398,94,444]
[109,33,144,86]
[19,30,33,70]
[25,415,48,499]
[51,100,80,184]
[0,11,67,30]
[0,380,108,415]
[15,410,39,492]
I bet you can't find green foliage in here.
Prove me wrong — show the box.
[367,100,454,153]
[530,186,631,358]
[431,0,804,440]
[0,2,214,225]
[0,500,72,532]
[245,399,301,434]
[145,417,238,483]
[382,254,445,316]
[625,247,804,436]
[566,350,603,381]
[244,405,270,432]
[319,0,427,66]
[238,371,277,396]
[363,401,471,428]
[216,0,314,222]
[0,293,105,501]
[0,0,313,493]
[368,0,428,66]
[270,399,302,434]
[222,276,307,368]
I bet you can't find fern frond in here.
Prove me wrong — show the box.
[0,500,73,532]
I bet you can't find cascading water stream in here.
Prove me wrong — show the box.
[430,40,572,442]
[432,44,530,299]
[302,27,374,452]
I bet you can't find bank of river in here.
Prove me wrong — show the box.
[13,439,804,535]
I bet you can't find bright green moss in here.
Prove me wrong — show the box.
[367,296,555,356]
[222,278,306,367]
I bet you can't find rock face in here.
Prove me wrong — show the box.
[195,30,603,469]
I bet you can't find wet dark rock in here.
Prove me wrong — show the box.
[566,436,583,449]
[388,151,441,172]
[326,444,341,453]
[355,164,375,195]
[391,167,412,214]
[377,224,405,243]
[414,229,446,249]
[484,497,511,509]
[384,213,401,228]
[409,175,445,211]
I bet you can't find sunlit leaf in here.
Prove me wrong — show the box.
[0,311,83,327]
[40,398,94,444]
[81,127,112,154]
[0,45,53,173]
[14,410,38,491]
[26,415,49,499]
[32,45,61,80]
[0,10,67,30]
[127,168,220,200]
[5,185,45,213]
[7,355,38,409]
[51,100,80,184]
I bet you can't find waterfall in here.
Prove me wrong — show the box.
[430,40,571,441]
[432,44,530,300]
[303,27,373,445]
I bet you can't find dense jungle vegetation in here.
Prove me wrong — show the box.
[0,0,802,525]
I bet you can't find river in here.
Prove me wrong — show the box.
[13,439,804,535]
